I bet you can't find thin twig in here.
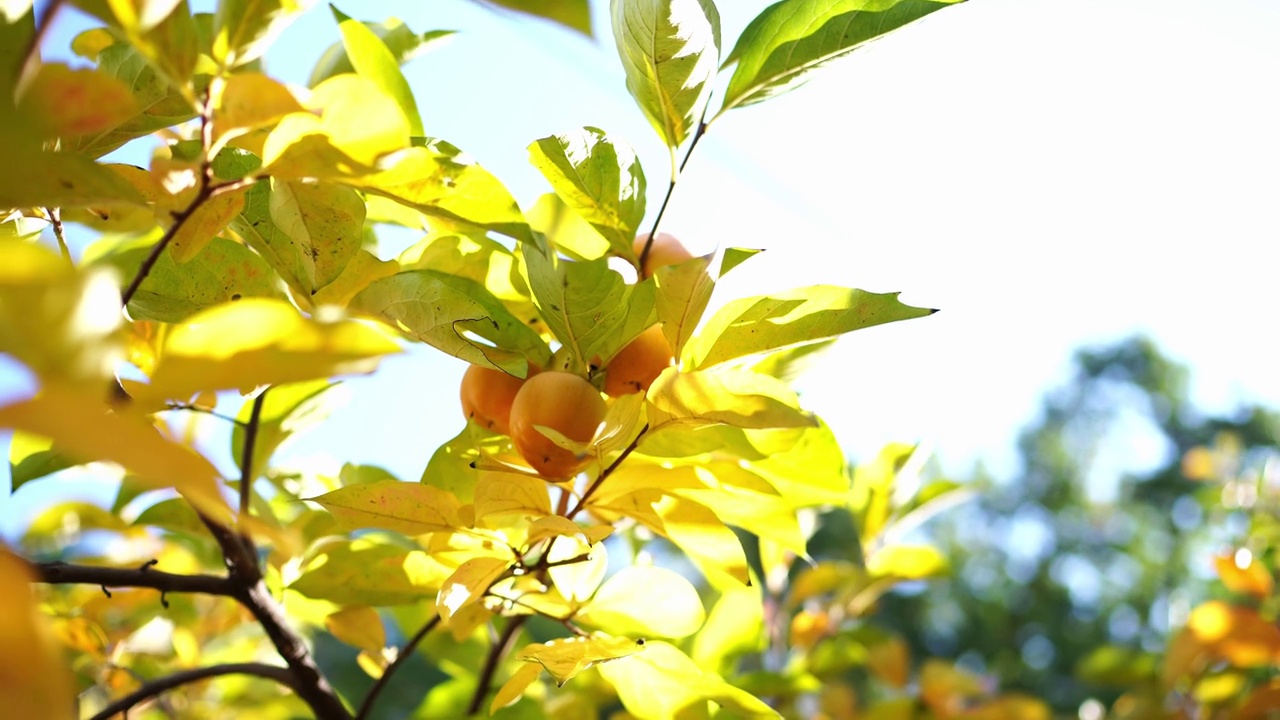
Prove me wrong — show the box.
[354,614,442,720]
[467,616,528,716]
[163,402,248,427]
[86,663,298,720]
[565,424,649,519]
[239,390,268,518]
[47,207,71,264]
[638,94,714,274]
[35,561,235,597]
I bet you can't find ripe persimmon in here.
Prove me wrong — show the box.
[604,325,673,397]
[460,364,535,435]
[634,232,693,279]
[508,371,606,479]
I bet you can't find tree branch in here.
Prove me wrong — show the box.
[86,662,299,720]
[239,389,268,518]
[638,93,713,274]
[467,615,528,716]
[566,423,649,519]
[355,614,441,720]
[120,181,213,306]
[35,561,235,597]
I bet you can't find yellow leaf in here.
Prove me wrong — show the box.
[653,494,751,587]
[356,650,386,678]
[17,63,137,139]
[262,74,409,178]
[867,545,948,581]
[547,535,606,604]
[491,662,542,715]
[521,633,646,686]
[648,367,817,430]
[692,585,765,674]
[139,298,399,401]
[268,178,364,287]
[309,249,399,309]
[325,606,385,655]
[525,515,588,547]
[308,480,462,535]
[0,239,122,388]
[446,598,493,642]
[1214,552,1274,599]
[1175,601,1280,672]
[597,640,777,719]
[167,186,248,262]
[0,385,227,517]
[213,72,303,151]
[474,470,552,525]
[866,636,910,689]
[788,608,831,650]
[0,546,76,720]
[578,565,705,639]
[436,556,510,624]
[958,695,1052,720]
[920,659,985,718]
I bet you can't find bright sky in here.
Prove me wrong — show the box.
[3,0,1279,535]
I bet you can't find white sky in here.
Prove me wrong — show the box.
[4,0,1280,533]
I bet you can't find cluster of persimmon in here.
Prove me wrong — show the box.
[459,233,693,479]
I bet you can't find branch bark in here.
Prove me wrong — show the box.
[467,616,528,716]
[35,561,236,596]
[355,614,441,720]
[86,663,299,720]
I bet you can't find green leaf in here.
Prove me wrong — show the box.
[420,426,510,504]
[350,269,550,374]
[720,0,964,113]
[8,430,80,493]
[213,0,315,68]
[310,17,453,86]
[397,231,535,317]
[291,540,451,605]
[579,566,705,639]
[611,0,721,151]
[307,479,464,535]
[133,497,206,534]
[648,368,816,429]
[528,127,645,256]
[68,41,196,158]
[85,233,286,323]
[331,5,424,136]
[686,286,936,370]
[720,247,762,276]
[751,339,835,382]
[268,178,365,290]
[598,640,778,719]
[523,238,655,370]
[1075,645,1158,686]
[137,298,399,402]
[231,380,344,482]
[478,0,592,37]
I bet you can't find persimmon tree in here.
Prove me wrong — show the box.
[0,0,1028,718]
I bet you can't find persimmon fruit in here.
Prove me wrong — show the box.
[634,232,693,279]
[509,371,606,479]
[604,325,674,397]
[460,364,534,435]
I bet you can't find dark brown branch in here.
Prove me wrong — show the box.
[120,181,213,306]
[86,662,298,720]
[35,561,235,596]
[239,390,268,517]
[467,616,528,716]
[566,423,649,519]
[355,614,442,720]
[48,207,70,263]
[19,0,64,87]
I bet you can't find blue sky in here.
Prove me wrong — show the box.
[4,0,1280,535]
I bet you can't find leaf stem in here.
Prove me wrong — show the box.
[86,663,299,720]
[467,615,528,716]
[638,93,714,274]
[47,207,71,264]
[565,423,649,519]
[163,402,248,427]
[354,614,441,720]
[239,390,268,518]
